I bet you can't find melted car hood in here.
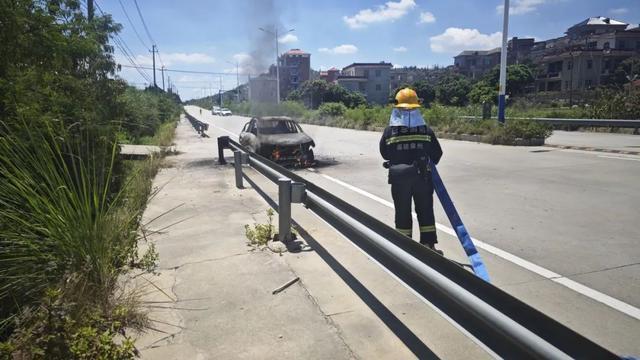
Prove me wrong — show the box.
[257,133,314,146]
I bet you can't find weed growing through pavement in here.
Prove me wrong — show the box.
[245,209,276,248]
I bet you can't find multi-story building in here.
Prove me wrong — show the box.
[453,16,640,94]
[453,48,501,79]
[276,49,310,99]
[508,37,535,64]
[319,67,340,83]
[535,17,640,92]
[336,62,393,105]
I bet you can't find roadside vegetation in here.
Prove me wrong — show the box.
[0,1,181,358]
[214,58,640,142]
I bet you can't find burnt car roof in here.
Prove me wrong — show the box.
[253,116,297,123]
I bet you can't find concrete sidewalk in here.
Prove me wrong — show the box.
[547,130,640,154]
[135,116,353,359]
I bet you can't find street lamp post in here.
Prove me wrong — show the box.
[498,0,510,123]
[259,27,294,104]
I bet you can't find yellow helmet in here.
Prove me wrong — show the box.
[394,88,421,109]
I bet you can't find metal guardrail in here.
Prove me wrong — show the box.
[217,135,618,359]
[461,115,640,129]
[184,111,210,136]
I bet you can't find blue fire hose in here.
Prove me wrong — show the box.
[430,162,491,282]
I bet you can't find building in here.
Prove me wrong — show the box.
[319,67,340,83]
[249,75,277,103]
[453,48,501,79]
[452,16,640,95]
[336,62,393,105]
[535,17,640,93]
[277,49,310,99]
[389,69,409,90]
[508,37,535,64]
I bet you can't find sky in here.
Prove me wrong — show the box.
[96,0,640,100]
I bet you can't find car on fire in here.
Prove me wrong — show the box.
[239,117,315,167]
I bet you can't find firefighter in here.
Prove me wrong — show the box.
[379,88,443,251]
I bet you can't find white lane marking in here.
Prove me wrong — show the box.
[598,155,640,162]
[318,172,640,321]
[205,116,640,321]
[307,211,500,358]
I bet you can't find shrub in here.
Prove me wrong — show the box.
[503,118,553,139]
[318,102,347,117]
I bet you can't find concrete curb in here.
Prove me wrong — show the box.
[544,144,640,155]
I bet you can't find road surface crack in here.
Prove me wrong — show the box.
[161,252,248,271]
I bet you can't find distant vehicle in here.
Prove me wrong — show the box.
[212,106,221,115]
[219,108,232,116]
[239,117,315,167]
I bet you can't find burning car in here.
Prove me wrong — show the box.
[239,117,315,167]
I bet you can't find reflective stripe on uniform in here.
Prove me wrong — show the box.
[396,228,412,236]
[386,134,431,145]
[420,225,436,233]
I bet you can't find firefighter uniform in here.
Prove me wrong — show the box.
[379,88,443,248]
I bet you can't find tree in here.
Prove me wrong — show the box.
[287,80,366,108]
[483,64,535,95]
[611,56,640,87]
[413,80,436,105]
[435,74,472,106]
[469,81,497,104]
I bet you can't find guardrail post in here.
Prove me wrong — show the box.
[233,151,243,189]
[217,136,229,165]
[278,178,292,242]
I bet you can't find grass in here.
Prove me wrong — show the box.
[228,102,551,142]
[138,119,178,147]
[0,119,168,357]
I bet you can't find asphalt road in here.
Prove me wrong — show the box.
[185,106,640,354]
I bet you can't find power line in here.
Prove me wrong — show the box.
[132,0,155,46]
[119,64,258,76]
[117,0,150,50]
[92,0,152,83]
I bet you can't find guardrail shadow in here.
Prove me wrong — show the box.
[241,171,439,359]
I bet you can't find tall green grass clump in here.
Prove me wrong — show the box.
[0,121,151,357]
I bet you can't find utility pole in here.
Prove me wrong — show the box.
[497,0,510,123]
[226,60,241,102]
[87,0,94,20]
[161,66,165,91]
[150,45,157,88]
[167,76,171,94]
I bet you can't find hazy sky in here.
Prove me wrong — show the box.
[96,0,640,100]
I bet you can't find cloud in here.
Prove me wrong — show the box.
[278,33,298,44]
[430,27,502,54]
[608,7,628,15]
[393,46,408,52]
[318,44,358,54]
[418,11,436,24]
[134,52,216,67]
[343,0,416,29]
[497,0,547,15]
